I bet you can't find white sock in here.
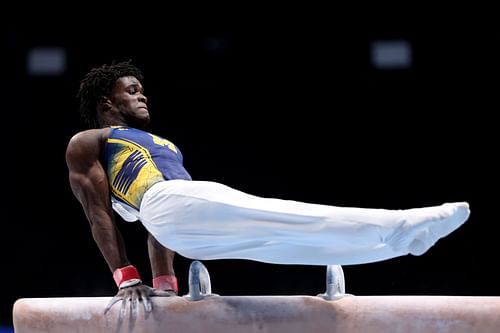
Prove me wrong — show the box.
[388,202,470,255]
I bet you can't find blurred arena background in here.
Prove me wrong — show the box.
[3,8,498,330]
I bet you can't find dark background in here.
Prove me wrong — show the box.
[4,9,499,327]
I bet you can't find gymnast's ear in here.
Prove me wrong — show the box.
[97,96,112,112]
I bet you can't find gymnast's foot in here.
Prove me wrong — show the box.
[389,202,470,256]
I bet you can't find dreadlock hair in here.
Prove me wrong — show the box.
[77,60,144,128]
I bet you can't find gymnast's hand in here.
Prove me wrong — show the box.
[104,282,176,316]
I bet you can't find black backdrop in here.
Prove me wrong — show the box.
[3,10,499,326]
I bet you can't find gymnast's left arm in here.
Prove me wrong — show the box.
[148,232,179,294]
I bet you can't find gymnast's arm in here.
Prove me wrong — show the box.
[148,233,179,294]
[65,130,171,314]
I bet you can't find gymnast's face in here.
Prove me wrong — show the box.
[107,76,150,128]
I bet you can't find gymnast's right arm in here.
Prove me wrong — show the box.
[65,129,171,314]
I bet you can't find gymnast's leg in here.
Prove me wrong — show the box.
[139,180,470,265]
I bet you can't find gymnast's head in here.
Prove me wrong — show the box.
[77,60,149,129]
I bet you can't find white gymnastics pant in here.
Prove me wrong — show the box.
[131,180,470,265]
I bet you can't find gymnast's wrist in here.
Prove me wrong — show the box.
[113,265,142,289]
[153,274,178,293]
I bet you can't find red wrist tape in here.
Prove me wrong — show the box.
[113,265,141,289]
[153,275,178,293]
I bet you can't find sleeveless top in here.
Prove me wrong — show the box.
[103,126,192,216]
